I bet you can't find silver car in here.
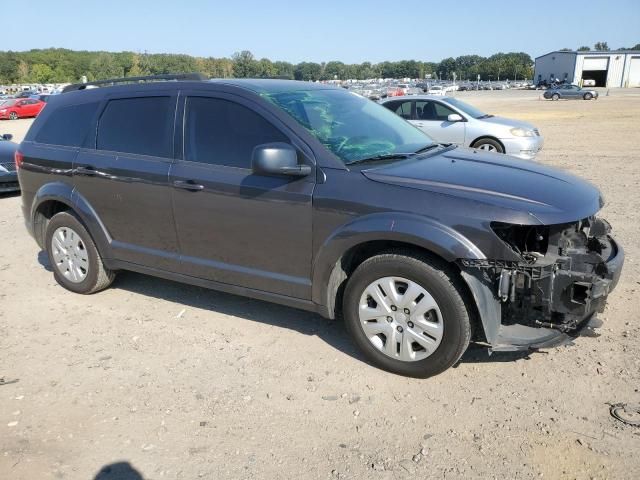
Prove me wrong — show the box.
[381,95,544,160]
[543,84,598,101]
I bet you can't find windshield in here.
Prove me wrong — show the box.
[261,88,433,164]
[440,97,488,119]
[0,99,16,107]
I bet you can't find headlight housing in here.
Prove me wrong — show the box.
[510,127,535,137]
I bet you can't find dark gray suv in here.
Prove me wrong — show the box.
[17,75,624,377]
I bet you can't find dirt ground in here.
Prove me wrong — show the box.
[1,89,639,480]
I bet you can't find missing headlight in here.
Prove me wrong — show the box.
[491,222,549,262]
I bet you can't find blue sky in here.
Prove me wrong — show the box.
[5,0,639,62]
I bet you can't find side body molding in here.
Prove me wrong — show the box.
[312,212,486,314]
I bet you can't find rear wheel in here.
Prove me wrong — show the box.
[342,252,471,378]
[45,211,115,294]
[584,93,593,100]
[551,93,560,101]
[472,138,504,154]
[9,111,18,120]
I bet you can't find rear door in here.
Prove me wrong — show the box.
[73,92,180,270]
[413,100,466,144]
[169,91,315,299]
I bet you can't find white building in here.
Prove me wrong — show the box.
[534,50,640,87]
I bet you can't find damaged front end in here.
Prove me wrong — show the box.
[460,217,624,351]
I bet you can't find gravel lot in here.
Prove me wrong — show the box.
[1,89,639,480]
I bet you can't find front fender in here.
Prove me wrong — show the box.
[311,212,485,308]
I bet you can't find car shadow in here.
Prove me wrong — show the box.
[37,251,532,370]
[0,191,20,199]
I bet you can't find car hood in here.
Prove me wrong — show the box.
[362,147,602,224]
[478,115,536,131]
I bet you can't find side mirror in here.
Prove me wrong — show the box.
[447,113,464,122]
[2,134,13,141]
[252,142,311,177]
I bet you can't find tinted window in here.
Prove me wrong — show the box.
[97,97,173,157]
[385,100,412,119]
[416,101,455,121]
[35,102,100,147]
[184,97,288,168]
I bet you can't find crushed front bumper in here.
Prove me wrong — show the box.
[459,221,624,351]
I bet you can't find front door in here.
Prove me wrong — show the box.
[412,100,466,145]
[73,94,179,270]
[169,92,315,299]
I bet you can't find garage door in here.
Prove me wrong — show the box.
[628,57,640,87]
[583,57,609,70]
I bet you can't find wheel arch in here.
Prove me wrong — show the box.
[30,182,111,256]
[312,213,485,320]
[470,135,505,152]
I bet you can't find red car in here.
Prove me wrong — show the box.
[0,98,46,120]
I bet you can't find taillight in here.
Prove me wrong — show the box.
[15,150,24,169]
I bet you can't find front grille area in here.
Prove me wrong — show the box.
[1,161,16,172]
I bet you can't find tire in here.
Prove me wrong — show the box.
[9,111,18,120]
[342,252,471,378]
[472,137,504,154]
[551,93,560,101]
[45,211,115,294]
[584,93,593,100]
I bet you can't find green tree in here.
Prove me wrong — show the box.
[88,53,124,80]
[294,62,322,81]
[577,46,590,51]
[594,41,610,51]
[232,50,259,78]
[30,63,54,83]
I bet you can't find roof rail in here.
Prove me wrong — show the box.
[62,72,208,93]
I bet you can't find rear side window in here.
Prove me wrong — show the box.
[97,97,173,157]
[184,97,288,168]
[35,102,99,147]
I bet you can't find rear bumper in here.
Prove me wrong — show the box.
[501,135,544,160]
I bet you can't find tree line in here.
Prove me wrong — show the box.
[1,48,537,85]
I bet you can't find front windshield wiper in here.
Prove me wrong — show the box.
[345,153,416,166]
[413,144,441,154]
[476,114,494,119]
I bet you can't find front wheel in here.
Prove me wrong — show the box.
[551,93,560,101]
[9,111,18,120]
[472,138,504,154]
[584,93,593,100]
[45,211,115,294]
[342,252,471,378]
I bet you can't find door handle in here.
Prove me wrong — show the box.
[414,122,425,127]
[76,165,97,176]
[173,180,204,191]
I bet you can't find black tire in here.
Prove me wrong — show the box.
[472,137,504,154]
[551,93,560,101]
[45,211,115,294]
[342,252,471,378]
[583,93,593,100]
